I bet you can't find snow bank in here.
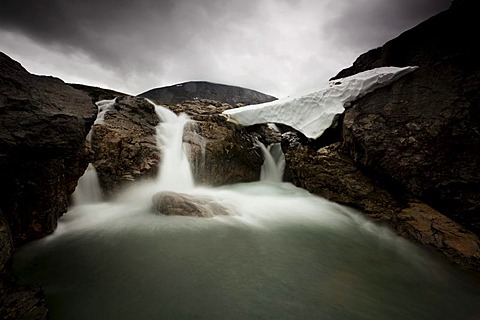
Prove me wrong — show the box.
[222,66,418,139]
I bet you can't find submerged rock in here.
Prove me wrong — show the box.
[152,191,232,217]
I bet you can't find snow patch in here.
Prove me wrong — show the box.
[222,66,418,139]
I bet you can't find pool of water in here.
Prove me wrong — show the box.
[14,182,480,320]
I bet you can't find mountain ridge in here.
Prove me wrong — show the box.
[138,80,277,106]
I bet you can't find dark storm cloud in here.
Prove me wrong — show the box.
[0,0,452,97]
[327,0,452,49]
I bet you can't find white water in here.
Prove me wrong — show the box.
[258,141,286,183]
[71,163,102,205]
[154,105,195,192]
[13,102,480,320]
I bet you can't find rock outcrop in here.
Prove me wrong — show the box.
[0,52,97,319]
[331,0,480,234]
[282,0,480,272]
[152,191,232,217]
[91,96,160,197]
[91,98,264,194]
[138,81,277,106]
[0,52,98,243]
[283,137,480,270]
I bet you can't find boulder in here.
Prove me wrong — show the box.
[91,96,160,197]
[331,0,480,233]
[186,113,263,186]
[152,191,232,217]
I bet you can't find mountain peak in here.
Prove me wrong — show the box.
[138,81,277,106]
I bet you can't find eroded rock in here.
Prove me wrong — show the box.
[152,191,232,217]
[333,0,480,233]
[91,96,160,197]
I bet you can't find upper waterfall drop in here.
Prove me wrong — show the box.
[153,103,195,192]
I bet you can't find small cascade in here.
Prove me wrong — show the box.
[72,99,115,206]
[257,141,286,183]
[86,98,116,142]
[154,104,195,192]
[72,163,102,205]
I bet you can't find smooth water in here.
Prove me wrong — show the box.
[258,142,285,183]
[72,163,102,206]
[13,104,480,319]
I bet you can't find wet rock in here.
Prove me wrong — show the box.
[91,96,160,197]
[283,138,480,272]
[152,191,232,217]
[187,113,263,186]
[1,285,48,320]
[0,52,97,244]
[0,51,94,320]
[0,210,13,314]
[396,202,480,271]
[282,139,402,223]
[332,1,480,233]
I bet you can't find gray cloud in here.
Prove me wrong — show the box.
[0,0,451,97]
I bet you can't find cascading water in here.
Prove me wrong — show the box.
[154,104,195,192]
[257,141,286,183]
[72,99,113,205]
[72,163,102,205]
[12,101,480,320]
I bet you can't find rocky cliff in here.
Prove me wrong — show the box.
[332,0,480,233]
[138,81,277,106]
[0,52,98,318]
[283,0,480,271]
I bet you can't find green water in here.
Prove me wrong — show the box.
[14,182,480,320]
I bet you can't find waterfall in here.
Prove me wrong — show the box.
[72,163,102,205]
[257,141,285,183]
[72,99,114,206]
[154,104,195,192]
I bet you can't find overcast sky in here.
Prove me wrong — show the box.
[0,0,451,98]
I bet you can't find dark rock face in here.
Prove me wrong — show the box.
[282,1,480,272]
[282,138,402,223]
[332,1,480,233]
[91,96,160,197]
[0,52,98,243]
[0,210,13,312]
[152,191,232,217]
[0,53,97,158]
[189,122,263,186]
[138,81,277,106]
[283,137,480,271]
[0,52,97,319]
